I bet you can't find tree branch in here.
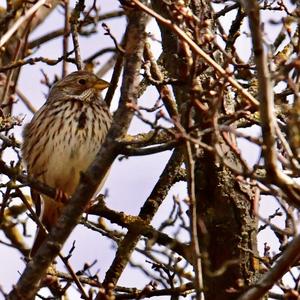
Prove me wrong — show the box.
[101,148,184,290]
[0,0,47,48]
[7,6,148,300]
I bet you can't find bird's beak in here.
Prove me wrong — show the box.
[93,79,110,91]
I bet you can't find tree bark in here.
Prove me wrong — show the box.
[195,149,259,300]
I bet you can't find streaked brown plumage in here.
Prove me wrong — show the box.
[22,70,112,256]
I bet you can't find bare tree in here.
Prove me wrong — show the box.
[0,0,299,299]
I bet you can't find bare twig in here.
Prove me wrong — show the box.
[0,51,75,72]
[70,0,84,70]
[28,10,125,49]
[62,0,70,77]
[185,141,204,300]
[16,88,37,114]
[143,41,178,118]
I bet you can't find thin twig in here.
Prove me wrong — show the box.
[16,88,37,114]
[28,11,125,49]
[70,0,84,70]
[143,41,178,118]
[185,141,204,300]
[62,0,70,77]
[103,37,125,107]
[58,254,89,299]
[0,51,76,72]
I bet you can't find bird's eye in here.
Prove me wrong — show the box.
[78,79,86,85]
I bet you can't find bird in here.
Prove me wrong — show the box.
[21,70,112,256]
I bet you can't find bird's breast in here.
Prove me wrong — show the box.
[23,100,111,196]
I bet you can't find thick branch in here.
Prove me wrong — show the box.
[241,1,277,176]
[88,199,191,263]
[7,7,148,300]
[101,148,184,290]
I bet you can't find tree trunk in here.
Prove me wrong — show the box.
[195,149,259,300]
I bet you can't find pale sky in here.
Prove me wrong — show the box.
[0,1,296,299]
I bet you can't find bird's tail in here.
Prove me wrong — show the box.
[30,195,61,257]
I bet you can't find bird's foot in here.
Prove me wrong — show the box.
[54,189,69,205]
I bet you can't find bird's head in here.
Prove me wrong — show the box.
[48,70,110,102]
